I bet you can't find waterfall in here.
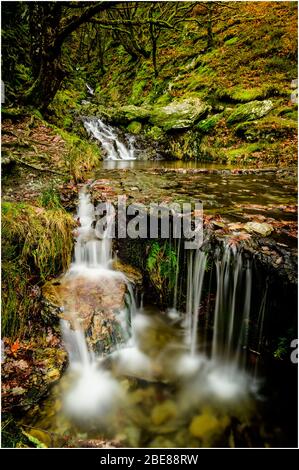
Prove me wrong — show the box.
[84,118,136,161]
[185,249,207,355]
[60,188,139,421]
[71,188,114,273]
[212,245,252,367]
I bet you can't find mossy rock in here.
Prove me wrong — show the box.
[146,125,164,140]
[149,98,210,131]
[115,105,152,124]
[197,113,223,133]
[227,100,273,125]
[229,86,267,103]
[235,116,297,141]
[127,121,142,134]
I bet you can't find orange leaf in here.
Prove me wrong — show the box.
[11,340,20,354]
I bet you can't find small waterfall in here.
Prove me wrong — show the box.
[84,118,136,161]
[59,188,139,421]
[71,188,114,273]
[185,249,207,355]
[212,245,252,366]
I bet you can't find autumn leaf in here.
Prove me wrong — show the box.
[11,340,20,355]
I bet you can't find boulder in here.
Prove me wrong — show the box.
[149,98,210,131]
[116,105,152,124]
[127,121,142,134]
[227,100,273,125]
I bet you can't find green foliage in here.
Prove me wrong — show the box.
[1,414,31,448]
[147,241,178,302]
[2,202,75,337]
[38,185,62,210]
[53,127,102,181]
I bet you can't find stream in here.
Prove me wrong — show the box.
[20,118,297,448]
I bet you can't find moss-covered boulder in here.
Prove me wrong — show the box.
[116,105,152,124]
[127,121,142,134]
[227,100,273,125]
[235,116,297,141]
[149,98,210,131]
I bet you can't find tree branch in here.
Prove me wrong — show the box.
[54,1,122,51]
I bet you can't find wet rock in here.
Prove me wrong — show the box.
[189,410,229,440]
[244,222,274,236]
[113,259,143,286]
[151,400,177,425]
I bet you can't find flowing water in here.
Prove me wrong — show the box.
[23,187,296,448]
[84,118,136,161]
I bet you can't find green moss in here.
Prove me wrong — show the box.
[130,79,147,105]
[227,100,273,125]
[127,121,142,134]
[146,125,164,141]
[229,87,266,103]
[224,37,239,46]
[235,116,297,141]
[197,114,223,133]
[225,143,263,162]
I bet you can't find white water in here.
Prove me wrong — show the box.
[179,244,256,400]
[84,118,136,161]
[61,188,137,421]
[212,245,252,366]
[185,249,207,355]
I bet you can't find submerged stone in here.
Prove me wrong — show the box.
[151,400,177,425]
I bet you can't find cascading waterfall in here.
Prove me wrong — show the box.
[185,249,207,355]
[84,118,136,161]
[60,188,138,421]
[71,188,114,272]
[211,245,252,367]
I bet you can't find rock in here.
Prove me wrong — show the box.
[149,98,210,131]
[227,100,273,125]
[189,410,229,440]
[189,412,219,438]
[116,105,152,124]
[127,121,142,134]
[113,259,143,285]
[151,400,177,425]
[244,222,274,236]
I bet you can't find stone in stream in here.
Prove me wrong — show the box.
[42,272,127,353]
[244,221,274,236]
